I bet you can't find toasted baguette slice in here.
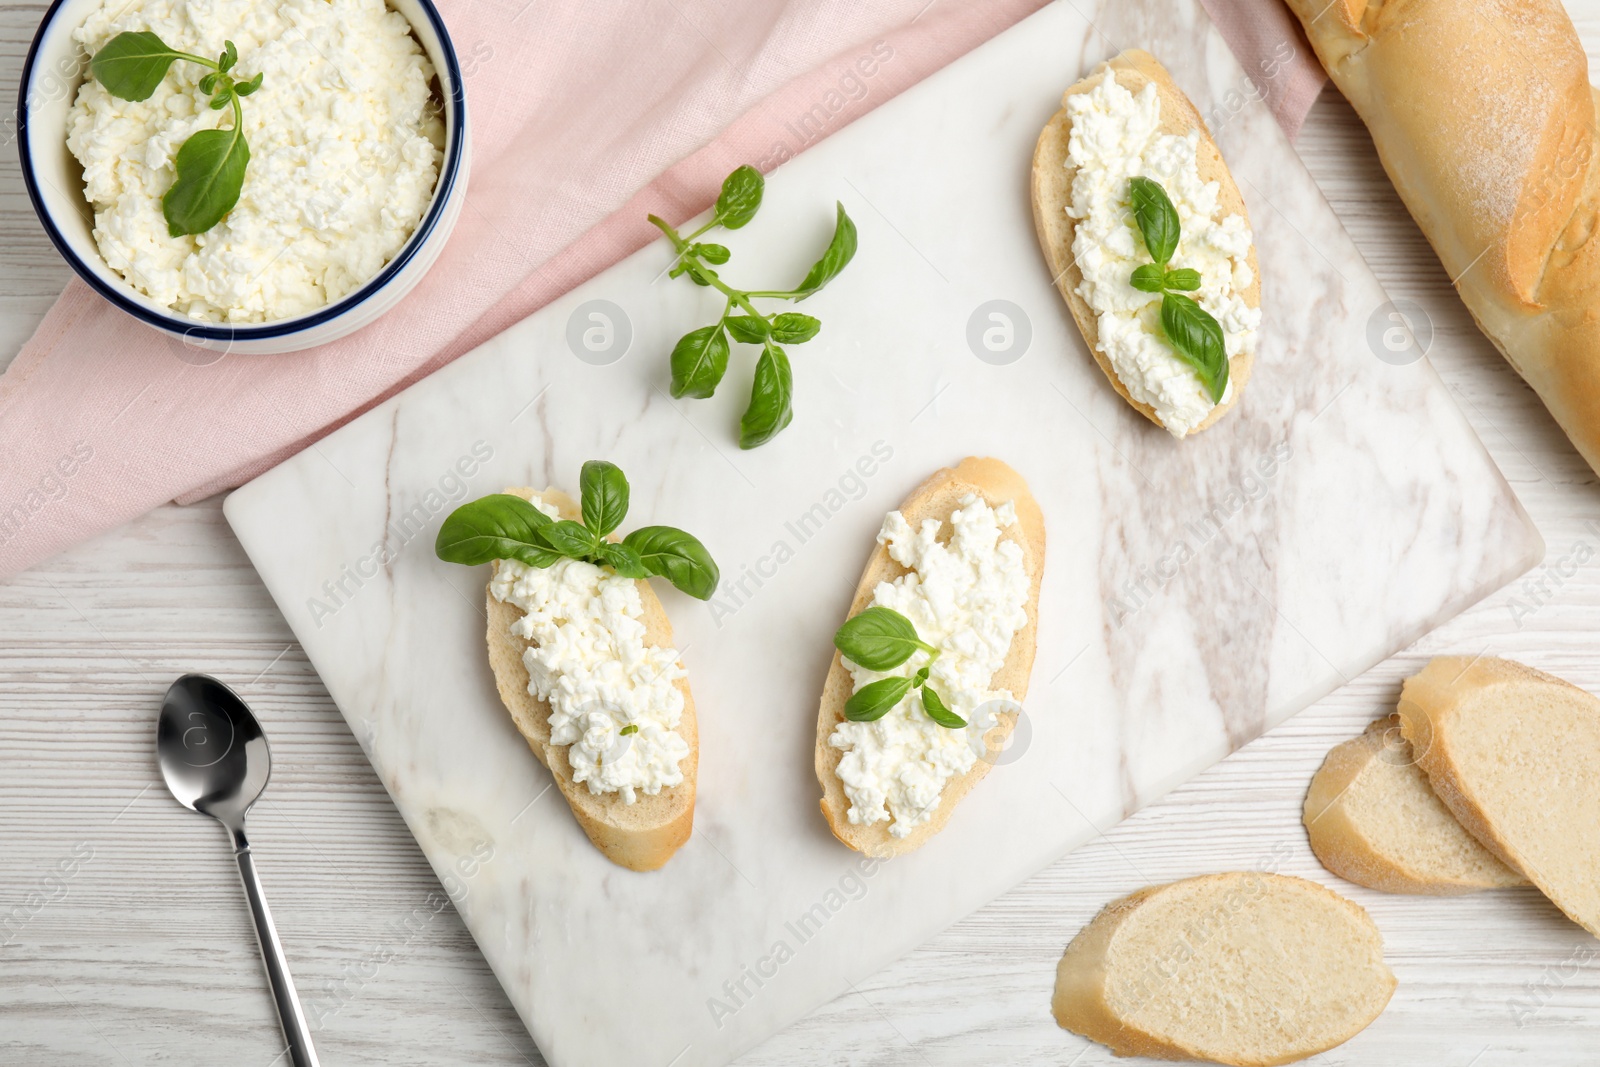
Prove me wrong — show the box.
[1031,49,1259,436]
[1399,656,1600,936]
[485,487,696,872]
[1304,714,1524,895]
[1052,873,1396,1066]
[815,457,1044,858]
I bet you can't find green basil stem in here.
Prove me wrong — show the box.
[647,215,772,321]
[170,48,221,70]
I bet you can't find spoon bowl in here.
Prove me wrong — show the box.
[157,674,270,830]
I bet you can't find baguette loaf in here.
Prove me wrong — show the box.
[1285,0,1600,478]
[1399,656,1600,937]
[486,487,696,871]
[815,457,1044,857]
[1032,50,1259,436]
[1304,714,1523,894]
[1052,872,1395,1066]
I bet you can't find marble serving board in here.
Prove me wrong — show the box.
[224,2,1543,1063]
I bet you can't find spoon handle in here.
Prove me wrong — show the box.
[234,834,321,1067]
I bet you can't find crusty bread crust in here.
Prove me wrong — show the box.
[1030,49,1259,436]
[1052,873,1396,1066]
[485,487,695,872]
[814,457,1044,858]
[1399,656,1600,936]
[1303,714,1524,895]
[1284,0,1600,481]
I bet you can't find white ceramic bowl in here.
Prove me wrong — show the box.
[18,0,469,355]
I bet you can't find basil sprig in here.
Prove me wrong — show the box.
[90,31,262,237]
[1125,176,1228,404]
[648,165,858,449]
[434,460,720,600]
[833,606,964,728]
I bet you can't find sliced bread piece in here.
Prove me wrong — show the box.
[1399,656,1600,936]
[1031,49,1259,436]
[1304,714,1524,895]
[486,487,696,872]
[1052,872,1396,1066]
[815,457,1044,858]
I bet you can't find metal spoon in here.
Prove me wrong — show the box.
[157,674,320,1067]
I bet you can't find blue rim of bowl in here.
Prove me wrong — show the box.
[17,0,466,345]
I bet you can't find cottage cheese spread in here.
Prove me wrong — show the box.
[830,495,1030,838]
[1065,74,1260,436]
[489,504,689,803]
[67,0,444,322]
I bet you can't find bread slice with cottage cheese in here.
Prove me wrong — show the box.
[815,457,1044,858]
[1304,714,1525,894]
[485,487,696,872]
[1032,49,1259,436]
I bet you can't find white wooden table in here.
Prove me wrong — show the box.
[4,7,1600,1065]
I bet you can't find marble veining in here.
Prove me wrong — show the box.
[224,3,1542,1065]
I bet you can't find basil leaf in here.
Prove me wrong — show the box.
[219,40,237,73]
[833,606,921,671]
[436,494,559,568]
[739,342,793,449]
[693,242,730,265]
[594,541,650,579]
[162,122,249,236]
[510,543,563,568]
[791,203,857,299]
[622,526,720,600]
[713,165,763,230]
[579,459,629,536]
[540,519,597,557]
[1160,293,1229,404]
[235,72,263,97]
[1127,176,1180,268]
[844,676,914,722]
[724,315,769,344]
[769,312,820,344]
[1163,267,1202,291]
[1129,264,1166,293]
[921,687,966,729]
[669,324,729,399]
[913,665,930,686]
[91,31,186,101]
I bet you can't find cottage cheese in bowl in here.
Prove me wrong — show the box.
[66,0,445,323]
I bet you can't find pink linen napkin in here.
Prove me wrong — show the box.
[1198,0,1326,141]
[0,0,1323,581]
